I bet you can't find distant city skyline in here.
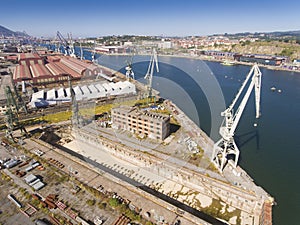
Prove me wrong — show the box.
[1,0,300,38]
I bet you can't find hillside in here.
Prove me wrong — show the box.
[208,39,300,61]
[0,24,28,37]
[0,25,15,36]
[231,40,300,60]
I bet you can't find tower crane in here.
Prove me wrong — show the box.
[4,86,28,141]
[69,76,80,128]
[144,48,159,100]
[212,64,262,172]
[9,71,28,113]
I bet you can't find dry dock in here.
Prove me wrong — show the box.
[56,97,274,225]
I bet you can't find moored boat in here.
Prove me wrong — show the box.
[221,60,235,66]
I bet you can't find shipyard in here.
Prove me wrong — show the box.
[0,29,276,225]
[2,1,300,223]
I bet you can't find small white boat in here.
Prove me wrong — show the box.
[221,60,235,66]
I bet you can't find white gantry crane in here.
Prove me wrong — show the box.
[56,31,76,58]
[144,48,159,99]
[67,33,76,58]
[91,41,96,63]
[125,49,135,80]
[212,64,262,172]
[79,38,84,60]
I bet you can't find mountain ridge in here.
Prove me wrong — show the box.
[0,24,29,37]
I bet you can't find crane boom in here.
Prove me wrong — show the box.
[56,31,76,57]
[227,66,255,112]
[212,64,262,172]
[56,31,69,55]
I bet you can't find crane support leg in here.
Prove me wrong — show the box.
[212,138,240,172]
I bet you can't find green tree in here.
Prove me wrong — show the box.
[109,198,120,208]
[280,48,294,57]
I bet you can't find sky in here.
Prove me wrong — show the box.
[1,0,300,38]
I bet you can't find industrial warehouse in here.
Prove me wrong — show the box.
[13,53,101,84]
[29,80,136,108]
[1,52,137,109]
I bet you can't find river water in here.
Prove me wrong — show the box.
[61,46,300,225]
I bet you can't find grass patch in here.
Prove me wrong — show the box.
[154,108,171,115]
[43,111,72,123]
[202,199,223,219]
[40,98,151,124]
[202,199,241,223]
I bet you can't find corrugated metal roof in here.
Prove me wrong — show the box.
[45,62,68,76]
[96,73,114,82]
[55,62,81,78]
[109,82,121,95]
[80,85,91,96]
[46,89,56,100]
[30,64,52,78]
[94,84,106,97]
[65,88,71,97]
[61,58,86,75]
[88,84,98,94]
[101,83,112,93]
[19,53,41,61]
[13,65,32,80]
[29,81,136,108]
[31,90,45,102]
[73,86,83,100]
[47,55,61,62]
[24,174,37,184]
[56,87,70,102]
[6,55,18,61]
[57,88,66,98]
[32,181,45,190]
[67,57,98,70]
[73,86,83,95]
